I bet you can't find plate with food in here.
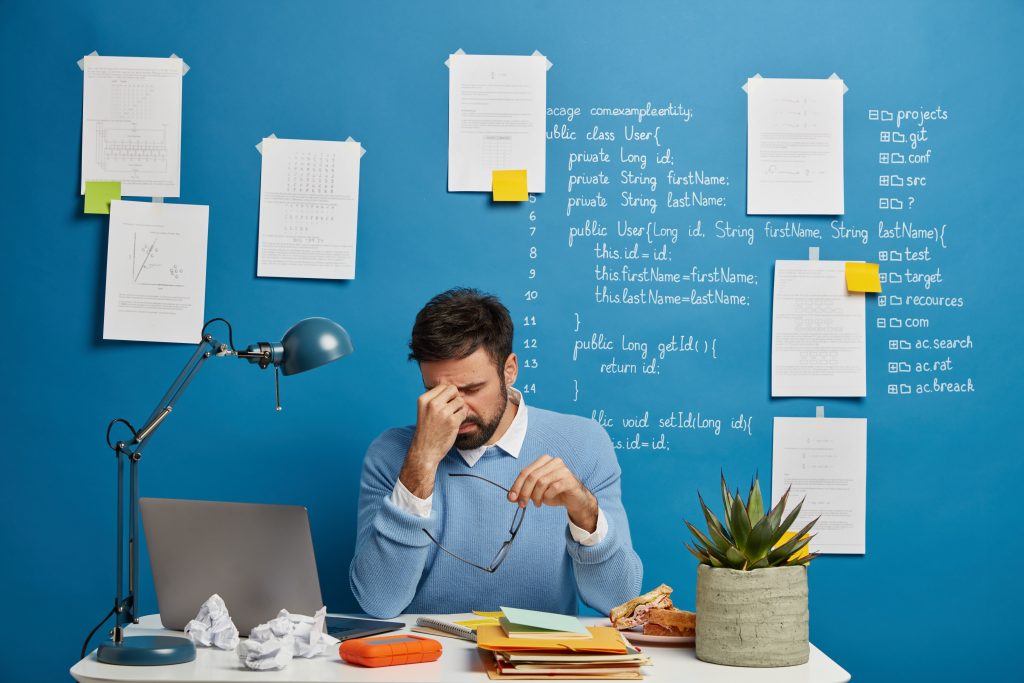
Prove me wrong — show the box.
[609,583,695,644]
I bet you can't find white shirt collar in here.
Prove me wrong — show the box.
[456,387,528,467]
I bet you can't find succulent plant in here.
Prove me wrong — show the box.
[685,473,819,570]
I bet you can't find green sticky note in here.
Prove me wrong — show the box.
[84,181,121,214]
[500,606,590,635]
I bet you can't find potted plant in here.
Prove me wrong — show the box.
[685,473,818,667]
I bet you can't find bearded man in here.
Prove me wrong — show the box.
[349,288,642,618]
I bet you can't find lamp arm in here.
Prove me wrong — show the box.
[108,333,227,639]
[131,335,225,449]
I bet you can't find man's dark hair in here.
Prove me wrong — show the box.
[409,288,514,369]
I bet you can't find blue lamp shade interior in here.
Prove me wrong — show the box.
[279,317,354,375]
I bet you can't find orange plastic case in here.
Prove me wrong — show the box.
[339,634,443,667]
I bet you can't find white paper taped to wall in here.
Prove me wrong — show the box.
[103,200,208,344]
[447,51,548,193]
[81,55,185,198]
[772,414,867,555]
[256,137,363,280]
[745,75,846,215]
[771,259,866,397]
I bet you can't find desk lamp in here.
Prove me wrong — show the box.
[83,317,353,666]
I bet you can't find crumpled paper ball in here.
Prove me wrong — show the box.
[184,594,239,650]
[236,606,338,670]
[282,606,337,658]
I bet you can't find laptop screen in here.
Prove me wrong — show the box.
[141,497,324,634]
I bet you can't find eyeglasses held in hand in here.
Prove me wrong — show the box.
[422,473,526,573]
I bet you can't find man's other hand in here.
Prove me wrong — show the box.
[508,455,599,533]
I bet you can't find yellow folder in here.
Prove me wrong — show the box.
[476,625,629,654]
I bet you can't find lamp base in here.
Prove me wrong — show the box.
[96,635,196,665]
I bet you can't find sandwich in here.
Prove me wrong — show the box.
[643,607,696,637]
[609,584,674,629]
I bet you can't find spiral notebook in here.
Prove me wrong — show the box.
[413,616,477,642]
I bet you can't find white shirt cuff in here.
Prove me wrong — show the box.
[568,506,608,546]
[390,478,433,518]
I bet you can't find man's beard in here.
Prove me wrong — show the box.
[454,379,509,450]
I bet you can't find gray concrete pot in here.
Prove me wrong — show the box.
[695,564,809,667]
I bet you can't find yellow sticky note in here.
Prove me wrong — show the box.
[775,531,810,560]
[85,181,121,215]
[473,611,505,619]
[846,262,881,293]
[492,170,528,202]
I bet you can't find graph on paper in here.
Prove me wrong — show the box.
[129,231,187,287]
[104,201,208,344]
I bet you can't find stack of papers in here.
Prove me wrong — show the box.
[477,624,647,680]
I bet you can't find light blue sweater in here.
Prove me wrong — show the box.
[349,406,643,618]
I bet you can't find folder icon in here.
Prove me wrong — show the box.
[889,273,903,284]
[890,250,903,261]
[881,110,894,121]
[890,152,906,164]
[899,340,911,350]
[900,384,911,394]
[890,175,904,187]
[890,317,903,328]
[892,132,906,143]
[899,362,911,373]
[889,295,903,305]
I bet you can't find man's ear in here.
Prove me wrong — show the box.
[504,353,518,387]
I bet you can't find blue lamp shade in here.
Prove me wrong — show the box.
[279,317,354,376]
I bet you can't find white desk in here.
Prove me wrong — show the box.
[71,614,850,683]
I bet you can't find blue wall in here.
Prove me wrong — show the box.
[1,1,1021,680]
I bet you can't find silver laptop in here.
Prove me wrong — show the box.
[141,498,325,634]
[140,497,407,647]
[141,498,403,639]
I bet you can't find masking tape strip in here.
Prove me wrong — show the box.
[79,51,189,74]
[255,133,278,155]
[445,48,552,70]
